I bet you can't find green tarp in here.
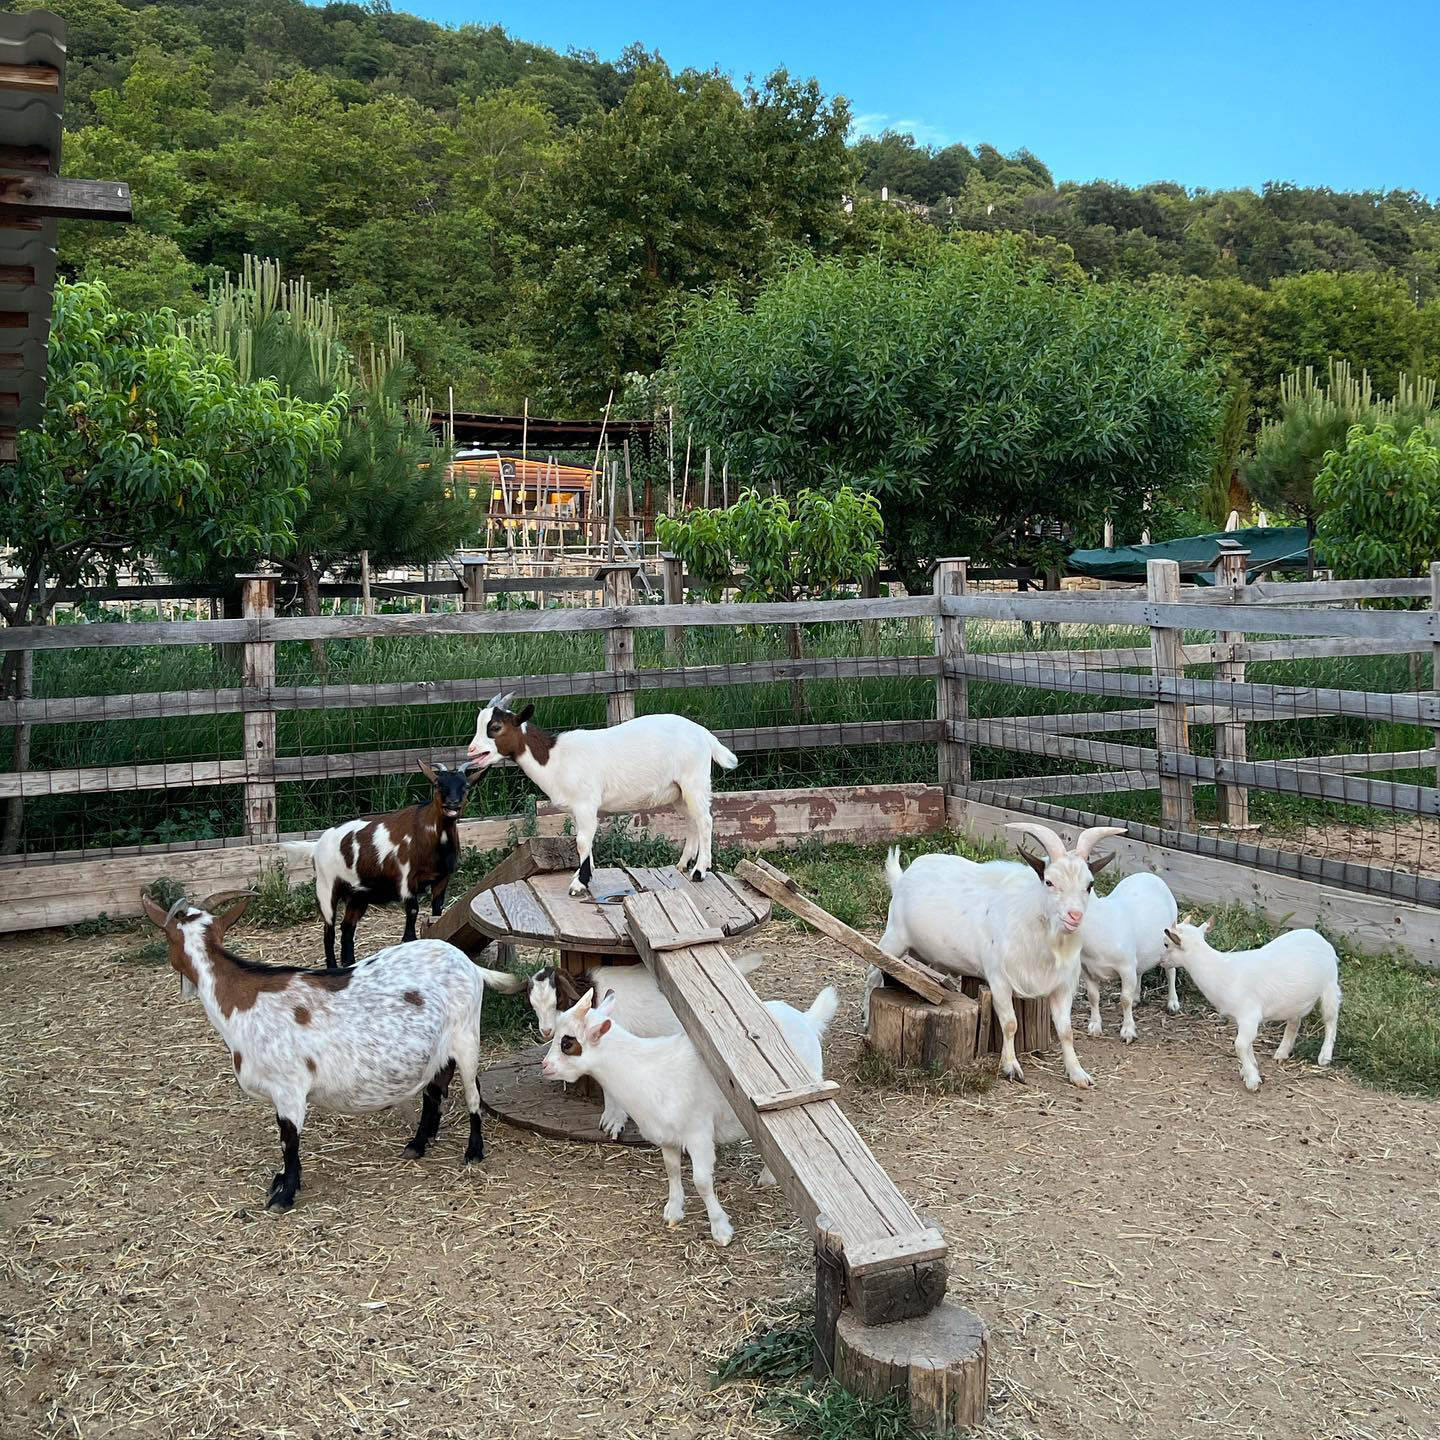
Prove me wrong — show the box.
[1067,526,1314,585]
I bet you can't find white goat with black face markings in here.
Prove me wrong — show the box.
[541,984,838,1246]
[871,823,1125,1088]
[465,693,739,897]
[141,890,524,1209]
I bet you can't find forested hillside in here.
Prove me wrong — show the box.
[46,0,1440,416]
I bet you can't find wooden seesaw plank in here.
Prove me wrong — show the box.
[624,886,947,1325]
[734,856,952,1006]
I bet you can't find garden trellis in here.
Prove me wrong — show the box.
[0,560,1437,962]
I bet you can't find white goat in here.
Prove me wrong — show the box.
[542,984,838,1245]
[140,890,525,1208]
[466,695,738,897]
[528,952,765,1138]
[1162,918,1341,1091]
[1078,872,1180,1042]
[872,823,1125,1088]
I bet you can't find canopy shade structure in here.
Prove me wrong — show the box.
[1,9,132,462]
[436,410,658,456]
[1068,526,1315,585]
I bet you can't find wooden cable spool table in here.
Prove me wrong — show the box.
[472,863,772,1144]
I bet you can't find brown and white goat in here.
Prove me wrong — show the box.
[282,761,479,967]
[141,889,524,1209]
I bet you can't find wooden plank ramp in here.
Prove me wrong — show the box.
[735,855,952,1006]
[623,886,947,1325]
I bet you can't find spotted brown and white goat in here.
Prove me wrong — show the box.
[141,889,524,1208]
[282,760,478,967]
[466,695,739,897]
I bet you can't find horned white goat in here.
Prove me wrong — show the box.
[872,823,1125,1088]
[466,695,738,897]
[541,984,838,1245]
[1078,872,1180,1042]
[140,889,524,1208]
[528,952,765,1138]
[1162,918,1341,1091]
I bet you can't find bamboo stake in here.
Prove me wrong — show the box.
[703,447,711,507]
[722,458,729,508]
[667,406,676,514]
[681,430,692,510]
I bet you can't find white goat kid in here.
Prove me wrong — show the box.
[1078,872,1180,1042]
[1162,918,1341,1091]
[466,695,739,897]
[542,984,838,1245]
[527,953,765,1138]
[873,823,1124,1088]
[140,890,525,1208]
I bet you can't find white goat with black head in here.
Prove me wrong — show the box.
[873,823,1125,1088]
[465,693,738,897]
[141,889,523,1209]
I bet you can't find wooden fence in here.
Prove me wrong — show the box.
[0,560,1437,957]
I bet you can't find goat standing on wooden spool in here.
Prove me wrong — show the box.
[465,694,738,896]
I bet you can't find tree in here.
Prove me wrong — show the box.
[1244,361,1439,535]
[664,244,1218,588]
[184,258,481,664]
[1315,424,1440,581]
[0,279,339,848]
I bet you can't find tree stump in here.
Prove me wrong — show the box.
[867,977,1051,1073]
[834,1301,988,1433]
[867,987,981,1071]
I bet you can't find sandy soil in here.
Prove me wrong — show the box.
[1,909,1436,1440]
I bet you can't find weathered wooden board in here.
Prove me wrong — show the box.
[625,888,946,1323]
[948,794,1440,966]
[735,857,951,1006]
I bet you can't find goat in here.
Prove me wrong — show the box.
[465,694,738,897]
[140,889,525,1208]
[542,984,838,1245]
[1162,918,1341,1091]
[1078,872,1180,1042]
[872,823,1125,1088]
[528,952,765,1138]
[282,760,478,967]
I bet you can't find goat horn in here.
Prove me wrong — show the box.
[1004,822,1065,864]
[1074,825,1127,859]
[163,896,188,925]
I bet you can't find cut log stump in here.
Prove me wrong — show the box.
[834,1301,988,1434]
[868,977,1051,1071]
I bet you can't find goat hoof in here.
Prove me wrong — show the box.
[1166,1000,1182,1015]
[1087,1021,1103,1038]
[568,882,588,898]
[266,1177,297,1210]
[1120,1029,1137,1045]
[1001,1063,1026,1084]
[402,1143,424,1160]
[1243,1076,1262,1092]
[689,869,704,883]
[462,1145,485,1165]
[711,1224,734,1247]
[1069,1069,1094,1089]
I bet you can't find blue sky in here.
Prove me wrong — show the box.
[392,1,1439,196]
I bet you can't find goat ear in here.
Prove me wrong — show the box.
[418,759,439,784]
[140,893,171,931]
[1198,917,1213,935]
[553,969,582,1005]
[1164,927,1181,947]
[590,1018,612,1041]
[1087,852,1115,876]
[518,703,534,724]
[1015,846,1047,880]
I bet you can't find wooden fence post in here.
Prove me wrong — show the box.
[462,557,487,613]
[932,557,970,791]
[1213,539,1250,828]
[661,552,684,663]
[599,563,638,727]
[1431,562,1439,792]
[239,572,278,844]
[1147,558,1194,831]
[813,1213,844,1382]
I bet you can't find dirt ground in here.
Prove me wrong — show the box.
[1,908,1437,1440]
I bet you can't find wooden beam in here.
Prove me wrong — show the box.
[735,856,952,1005]
[752,1080,842,1112]
[0,63,60,94]
[0,143,53,173]
[0,175,133,223]
[0,264,36,285]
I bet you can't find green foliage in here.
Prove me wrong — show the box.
[0,279,340,628]
[764,1384,929,1440]
[1245,361,1439,525]
[657,487,882,601]
[1200,373,1253,529]
[666,246,1218,585]
[1314,423,1440,579]
[713,1299,814,1383]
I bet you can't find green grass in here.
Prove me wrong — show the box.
[764,1386,934,1440]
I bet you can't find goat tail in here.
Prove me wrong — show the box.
[707,732,739,771]
[884,845,905,893]
[474,964,527,995]
[804,985,839,1037]
[279,840,318,867]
